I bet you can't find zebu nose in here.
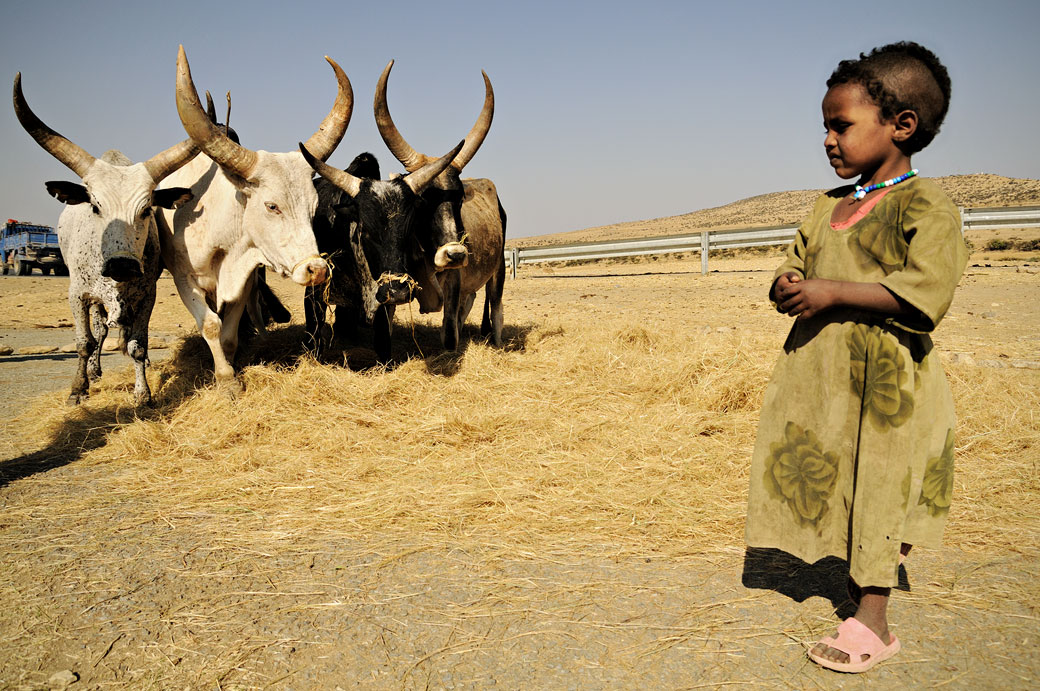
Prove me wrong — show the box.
[292,256,328,286]
[376,277,415,306]
[101,256,144,282]
[434,242,469,269]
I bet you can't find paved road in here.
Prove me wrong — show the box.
[0,327,174,420]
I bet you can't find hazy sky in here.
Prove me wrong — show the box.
[1,0,1037,240]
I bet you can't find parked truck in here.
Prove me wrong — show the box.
[1,219,67,276]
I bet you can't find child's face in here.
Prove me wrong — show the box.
[822,83,903,181]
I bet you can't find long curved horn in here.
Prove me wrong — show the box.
[404,141,465,195]
[142,138,198,183]
[13,73,96,178]
[374,59,426,173]
[302,57,353,162]
[299,142,362,197]
[451,70,494,170]
[176,45,258,179]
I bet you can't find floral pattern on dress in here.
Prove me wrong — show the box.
[847,323,914,429]
[850,200,907,270]
[763,421,840,528]
[919,428,955,517]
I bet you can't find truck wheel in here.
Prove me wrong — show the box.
[13,258,27,275]
[1,263,8,276]
[57,265,69,276]
[42,267,52,276]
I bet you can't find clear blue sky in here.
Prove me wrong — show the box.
[2,0,1037,239]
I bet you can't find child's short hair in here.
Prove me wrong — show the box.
[827,41,951,155]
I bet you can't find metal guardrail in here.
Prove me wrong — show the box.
[504,205,1040,278]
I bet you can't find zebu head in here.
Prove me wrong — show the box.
[374,60,494,271]
[300,140,464,311]
[13,73,195,281]
[175,45,354,287]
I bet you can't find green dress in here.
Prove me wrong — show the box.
[745,177,969,588]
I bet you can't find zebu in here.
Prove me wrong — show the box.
[374,60,507,350]
[12,73,197,405]
[300,141,465,363]
[156,46,351,390]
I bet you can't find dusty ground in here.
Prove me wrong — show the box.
[0,249,1038,690]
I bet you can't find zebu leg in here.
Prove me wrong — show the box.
[217,298,248,392]
[304,284,328,356]
[173,273,239,389]
[440,271,461,351]
[124,291,157,407]
[373,304,396,364]
[481,256,506,347]
[67,296,94,405]
[87,303,108,382]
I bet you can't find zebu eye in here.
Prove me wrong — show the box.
[140,208,152,218]
[265,202,281,215]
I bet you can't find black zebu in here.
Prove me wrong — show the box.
[300,142,464,362]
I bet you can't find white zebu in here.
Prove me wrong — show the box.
[374,60,506,350]
[156,46,351,390]
[12,74,198,406]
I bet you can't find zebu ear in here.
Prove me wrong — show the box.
[151,187,194,209]
[45,181,89,205]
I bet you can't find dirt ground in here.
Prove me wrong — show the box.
[0,250,1038,690]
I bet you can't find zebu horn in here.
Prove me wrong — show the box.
[403,141,465,195]
[299,142,362,198]
[302,57,353,162]
[451,70,494,171]
[142,137,199,184]
[176,45,258,179]
[374,60,426,173]
[13,73,96,178]
[374,61,494,173]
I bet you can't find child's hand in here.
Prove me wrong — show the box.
[772,272,802,311]
[776,278,838,320]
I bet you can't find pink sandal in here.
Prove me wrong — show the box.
[807,617,901,673]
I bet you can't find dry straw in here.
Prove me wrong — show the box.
[1,299,1038,687]
[4,318,1036,560]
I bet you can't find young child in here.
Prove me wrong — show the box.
[744,42,968,673]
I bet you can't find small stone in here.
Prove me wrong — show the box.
[701,325,713,334]
[976,359,1008,369]
[950,352,976,366]
[0,345,12,356]
[150,339,168,350]
[48,669,78,689]
[1011,360,1040,370]
[60,343,78,353]
[16,345,58,355]
[102,339,120,352]
[981,311,998,319]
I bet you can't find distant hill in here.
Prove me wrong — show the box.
[509,174,1040,248]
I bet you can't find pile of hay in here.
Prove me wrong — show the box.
[5,319,1037,559]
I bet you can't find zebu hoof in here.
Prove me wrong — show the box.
[216,376,245,398]
[135,391,155,408]
[66,391,86,406]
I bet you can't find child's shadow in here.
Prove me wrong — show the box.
[742,547,910,617]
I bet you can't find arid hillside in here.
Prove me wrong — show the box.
[510,173,1040,248]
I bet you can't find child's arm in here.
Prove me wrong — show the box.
[774,275,910,320]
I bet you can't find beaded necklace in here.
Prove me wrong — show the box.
[853,168,918,200]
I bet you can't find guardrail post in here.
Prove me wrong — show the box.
[511,248,519,279]
[700,231,710,275]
